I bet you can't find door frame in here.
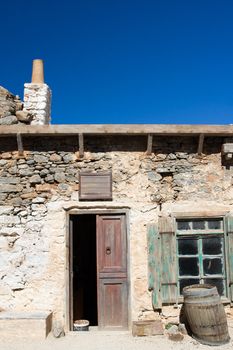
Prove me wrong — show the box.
[65,208,130,331]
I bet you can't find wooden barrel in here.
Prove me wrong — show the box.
[183,284,230,345]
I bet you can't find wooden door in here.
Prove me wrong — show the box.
[96,214,128,329]
[69,216,74,329]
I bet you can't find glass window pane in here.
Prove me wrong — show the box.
[207,220,221,230]
[202,237,223,255]
[192,220,205,230]
[203,279,225,296]
[179,258,199,276]
[180,279,200,294]
[203,258,223,275]
[178,239,198,255]
[177,221,191,230]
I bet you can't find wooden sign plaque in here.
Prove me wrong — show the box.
[79,172,112,201]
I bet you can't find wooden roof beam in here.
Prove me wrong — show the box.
[0,124,233,136]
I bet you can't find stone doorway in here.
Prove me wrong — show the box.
[69,212,128,330]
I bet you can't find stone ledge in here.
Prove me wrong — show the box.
[0,311,52,339]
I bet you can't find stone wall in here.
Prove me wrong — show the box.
[0,86,33,125]
[0,135,232,327]
[23,83,51,125]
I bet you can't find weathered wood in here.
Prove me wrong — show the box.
[158,216,177,304]
[147,223,162,309]
[225,216,233,302]
[146,134,153,155]
[79,172,112,201]
[132,320,164,336]
[1,124,233,136]
[69,216,74,330]
[78,133,84,158]
[158,216,174,233]
[96,214,128,329]
[16,133,24,156]
[197,133,205,155]
[98,278,128,329]
[173,211,228,218]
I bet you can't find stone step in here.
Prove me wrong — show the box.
[0,311,52,340]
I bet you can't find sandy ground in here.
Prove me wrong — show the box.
[1,321,233,350]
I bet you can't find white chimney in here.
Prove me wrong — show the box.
[23,59,52,125]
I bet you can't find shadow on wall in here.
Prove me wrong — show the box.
[0,135,224,154]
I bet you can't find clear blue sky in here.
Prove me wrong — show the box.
[1,0,233,124]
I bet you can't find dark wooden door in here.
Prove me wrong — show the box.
[69,216,74,329]
[96,214,128,329]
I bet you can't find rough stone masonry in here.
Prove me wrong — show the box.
[0,133,232,328]
[0,60,233,334]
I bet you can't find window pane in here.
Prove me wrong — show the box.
[192,220,205,230]
[177,221,191,230]
[179,258,199,276]
[180,279,199,294]
[207,220,221,230]
[202,237,223,255]
[203,279,225,296]
[178,239,198,255]
[203,258,223,275]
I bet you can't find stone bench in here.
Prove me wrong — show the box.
[0,311,52,340]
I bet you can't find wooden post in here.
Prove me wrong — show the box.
[79,133,84,158]
[16,133,24,156]
[197,134,205,155]
[146,134,153,155]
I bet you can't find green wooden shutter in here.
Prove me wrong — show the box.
[225,216,233,302]
[158,216,178,304]
[147,223,162,309]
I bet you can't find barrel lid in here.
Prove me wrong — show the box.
[182,284,218,297]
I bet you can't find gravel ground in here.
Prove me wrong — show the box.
[1,321,233,350]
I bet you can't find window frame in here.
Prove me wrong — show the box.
[173,214,230,304]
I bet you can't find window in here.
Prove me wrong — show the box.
[176,218,226,296]
[147,215,233,310]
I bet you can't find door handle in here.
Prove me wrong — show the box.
[106,247,111,255]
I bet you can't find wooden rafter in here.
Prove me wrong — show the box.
[16,133,24,156]
[146,134,153,155]
[78,133,84,158]
[197,134,205,155]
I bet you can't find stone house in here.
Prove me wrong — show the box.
[0,60,233,336]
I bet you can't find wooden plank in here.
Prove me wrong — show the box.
[158,217,177,304]
[79,172,112,201]
[158,216,174,234]
[98,278,128,330]
[173,211,228,218]
[197,133,205,155]
[147,223,162,309]
[69,216,74,330]
[96,214,128,329]
[146,134,153,155]
[16,133,24,156]
[225,216,233,302]
[1,124,233,136]
[78,133,84,158]
[160,232,177,303]
[97,215,127,275]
